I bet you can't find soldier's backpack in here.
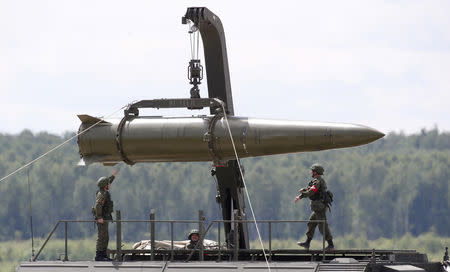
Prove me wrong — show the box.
[322,190,334,211]
[91,191,98,219]
[91,206,96,219]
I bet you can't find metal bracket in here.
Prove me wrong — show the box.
[116,115,135,165]
[203,108,228,166]
[124,98,225,116]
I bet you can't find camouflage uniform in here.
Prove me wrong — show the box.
[301,176,333,241]
[186,240,199,249]
[95,175,115,253]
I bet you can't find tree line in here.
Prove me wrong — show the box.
[0,128,448,242]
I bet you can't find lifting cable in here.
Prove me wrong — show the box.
[0,105,127,184]
[188,20,200,60]
[220,104,272,272]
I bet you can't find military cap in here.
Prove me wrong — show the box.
[310,163,325,175]
[97,176,109,188]
[188,229,200,239]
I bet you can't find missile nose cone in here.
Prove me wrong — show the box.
[332,124,385,148]
[370,128,385,141]
[358,126,385,143]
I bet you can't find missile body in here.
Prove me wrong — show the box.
[77,114,384,165]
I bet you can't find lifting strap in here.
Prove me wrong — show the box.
[115,115,135,165]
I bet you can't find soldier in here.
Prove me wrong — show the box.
[94,169,118,261]
[294,163,334,251]
[186,229,200,249]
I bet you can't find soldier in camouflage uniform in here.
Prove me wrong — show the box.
[294,163,334,251]
[94,169,118,261]
[186,229,200,249]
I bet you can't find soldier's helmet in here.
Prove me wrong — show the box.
[310,163,325,175]
[97,176,109,188]
[188,229,200,240]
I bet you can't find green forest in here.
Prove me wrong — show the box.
[0,129,448,255]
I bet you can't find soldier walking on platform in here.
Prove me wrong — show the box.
[94,169,118,261]
[294,163,334,251]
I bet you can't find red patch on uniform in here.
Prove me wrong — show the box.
[310,185,318,193]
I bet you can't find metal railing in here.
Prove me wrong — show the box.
[207,219,327,262]
[32,210,327,262]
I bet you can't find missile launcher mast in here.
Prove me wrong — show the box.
[18,7,445,272]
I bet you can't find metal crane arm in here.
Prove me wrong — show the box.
[183,7,234,115]
[183,7,248,249]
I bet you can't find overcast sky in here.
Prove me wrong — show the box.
[1,0,449,135]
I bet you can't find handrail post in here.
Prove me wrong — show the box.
[233,211,240,261]
[150,209,155,261]
[268,222,272,262]
[217,221,221,261]
[64,222,68,261]
[116,210,122,261]
[233,219,238,261]
[199,210,204,261]
[322,219,325,261]
[170,221,174,261]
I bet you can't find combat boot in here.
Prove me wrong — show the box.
[325,239,334,251]
[94,251,104,261]
[101,251,113,261]
[297,237,312,250]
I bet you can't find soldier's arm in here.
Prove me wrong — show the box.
[106,175,115,185]
[106,169,118,185]
[294,183,311,202]
[302,180,321,198]
[294,193,304,203]
[298,187,307,192]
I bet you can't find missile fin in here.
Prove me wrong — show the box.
[77,155,112,166]
[77,158,88,166]
[77,114,111,124]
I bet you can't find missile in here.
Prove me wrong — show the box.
[77,114,384,166]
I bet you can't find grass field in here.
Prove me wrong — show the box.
[1,232,448,272]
